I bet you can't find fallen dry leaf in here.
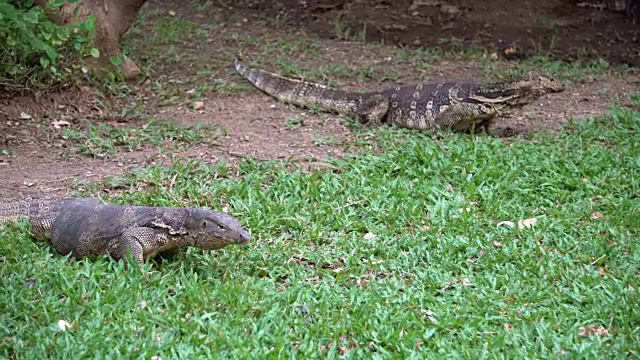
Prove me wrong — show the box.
[579,325,610,337]
[421,309,435,317]
[598,267,606,277]
[193,101,205,110]
[591,211,604,219]
[363,232,377,240]
[497,221,515,228]
[51,120,70,129]
[57,319,73,331]
[518,218,537,229]
[461,278,472,286]
[493,241,504,247]
[361,258,383,265]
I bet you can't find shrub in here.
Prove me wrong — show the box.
[0,0,98,93]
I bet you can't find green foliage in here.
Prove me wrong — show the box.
[0,0,99,92]
[2,100,639,358]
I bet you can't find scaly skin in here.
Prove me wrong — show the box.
[0,197,251,264]
[234,59,565,132]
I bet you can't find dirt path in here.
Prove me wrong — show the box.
[1,0,638,198]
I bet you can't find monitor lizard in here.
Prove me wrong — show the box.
[234,59,565,133]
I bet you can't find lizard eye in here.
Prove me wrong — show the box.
[201,220,207,229]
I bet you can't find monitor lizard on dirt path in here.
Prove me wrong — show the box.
[234,59,565,134]
[0,197,251,264]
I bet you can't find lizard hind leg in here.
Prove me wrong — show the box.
[354,94,389,126]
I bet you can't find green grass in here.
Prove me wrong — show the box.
[2,99,639,358]
[61,119,221,158]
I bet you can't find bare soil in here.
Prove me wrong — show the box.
[1,0,639,198]
[266,0,640,67]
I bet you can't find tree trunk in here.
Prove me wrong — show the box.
[35,0,148,80]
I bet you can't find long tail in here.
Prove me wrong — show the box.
[0,198,61,223]
[0,199,34,223]
[234,59,365,115]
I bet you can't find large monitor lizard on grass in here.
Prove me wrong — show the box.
[234,59,565,133]
[0,197,251,264]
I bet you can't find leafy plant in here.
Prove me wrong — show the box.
[0,0,99,92]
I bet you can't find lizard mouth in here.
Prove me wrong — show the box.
[237,232,251,244]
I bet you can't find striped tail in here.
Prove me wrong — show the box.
[0,198,34,223]
[234,59,365,115]
[0,198,62,240]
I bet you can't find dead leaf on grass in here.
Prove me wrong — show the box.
[497,221,515,228]
[421,309,435,317]
[363,232,377,240]
[51,120,70,129]
[493,241,503,247]
[591,211,604,219]
[518,218,537,229]
[361,258,383,265]
[193,101,205,110]
[57,319,74,331]
[598,267,606,277]
[579,325,610,337]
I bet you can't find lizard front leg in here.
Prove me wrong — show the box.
[354,94,389,126]
[436,102,498,132]
[109,227,170,264]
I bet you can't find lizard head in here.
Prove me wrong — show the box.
[187,209,251,249]
[468,73,565,107]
